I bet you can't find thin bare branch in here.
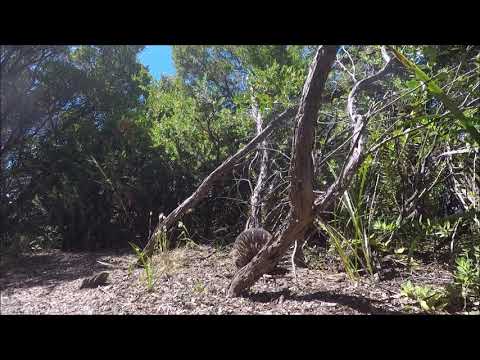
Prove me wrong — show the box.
[141,106,297,258]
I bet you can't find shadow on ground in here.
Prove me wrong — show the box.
[248,288,402,314]
[0,250,131,291]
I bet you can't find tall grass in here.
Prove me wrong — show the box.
[129,241,155,291]
[128,223,189,291]
[315,218,361,280]
[322,157,377,277]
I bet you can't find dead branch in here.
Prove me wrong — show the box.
[245,98,269,230]
[141,105,297,258]
[314,47,395,212]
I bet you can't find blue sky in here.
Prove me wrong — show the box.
[138,46,175,80]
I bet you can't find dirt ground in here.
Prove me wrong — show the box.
[0,245,462,315]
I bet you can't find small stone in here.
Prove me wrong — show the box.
[322,302,337,307]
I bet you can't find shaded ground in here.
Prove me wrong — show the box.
[0,245,458,314]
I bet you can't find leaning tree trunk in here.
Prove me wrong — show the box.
[228,45,339,297]
[141,106,297,259]
[228,45,397,297]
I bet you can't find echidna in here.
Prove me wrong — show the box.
[79,272,110,289]
[231,228,272,269]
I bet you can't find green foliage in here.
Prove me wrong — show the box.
[325,157,384,276]
[1,45,159,251]
[453,246,480,308]
[391,46,480,146]
[400,281,449,313]
[400,246,480,313]
[142,77,250,170]
[315,219,362,280]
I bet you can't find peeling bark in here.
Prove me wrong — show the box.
[245,100,269,230]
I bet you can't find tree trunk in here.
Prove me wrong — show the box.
[228,46,397,296]
[245,99,269,230]
[228,45,339,297]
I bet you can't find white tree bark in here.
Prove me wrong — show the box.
[245,98,269,230]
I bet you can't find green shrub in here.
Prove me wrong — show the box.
[400,281,449,313]
[453,246,480,309]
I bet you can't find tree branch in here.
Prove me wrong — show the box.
[314,47,396,211]
[141,106,297,258]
